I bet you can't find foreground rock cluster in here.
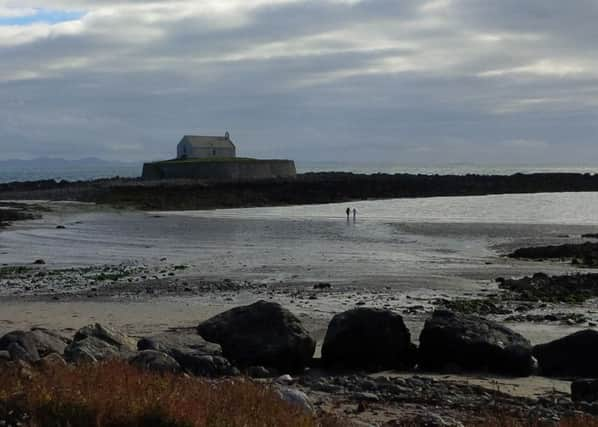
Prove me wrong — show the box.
[4,301,598,414]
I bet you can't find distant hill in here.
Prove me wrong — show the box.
[0,157,141,183]
[0,157,138,168]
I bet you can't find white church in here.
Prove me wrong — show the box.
[176,132,236,159]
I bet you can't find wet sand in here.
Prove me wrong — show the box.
[2,197,598,346]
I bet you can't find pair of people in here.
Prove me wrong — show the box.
[345,207,357,220]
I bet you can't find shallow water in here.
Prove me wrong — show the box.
[1,193,597,291]
[162,192,598,225]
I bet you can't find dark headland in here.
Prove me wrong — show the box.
[1,172,598,211]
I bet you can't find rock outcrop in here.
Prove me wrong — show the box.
[418,310,535,376]
[321,307,416,371]
[509,242,598,266]
[197,300,315,372]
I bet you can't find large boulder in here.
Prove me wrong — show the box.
[533,330,598,377]
[197,301,315,372]
[0,329,69,363]
[572,379,598,402]
[64,324,136,363]
[418,310,535,376]
[0,331,40,363]
[129,350,182,374]
[138,332,234,377]
[64,336,122,364]
[138,332,222,356]
[74,323,137,351]
[30,328,69,356]
[321,308,416,371]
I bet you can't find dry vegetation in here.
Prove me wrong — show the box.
[2,360,598,426]
[0,360,341,427]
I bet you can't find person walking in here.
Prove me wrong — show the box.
[352,207,357,221]
[346,207,351,219]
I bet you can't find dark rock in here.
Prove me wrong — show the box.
[533,330,598,377]
[30,328,69,356]
[572,380,598,402]
[64,323,137,363]
[313,282,331,290]
[509,242,598,266]
[138,332,221,356]
[0,331,40,363]
[33,259,46,265]
[64,336,123,363]
[419,310,535,376]
[197,300,315,372]
[129,350,181,373]
[171,350,236,376]
[137,332,232,376]
[321,307,416,371]
[74,323,137,351]
[499,273,598,303]
[56,225,66,229]
[439,298,511,316]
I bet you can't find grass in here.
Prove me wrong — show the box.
[0,360,341,427]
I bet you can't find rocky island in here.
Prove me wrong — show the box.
[141,133,296,182]
[2,172,598,211]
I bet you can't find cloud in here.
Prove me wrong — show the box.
[0,0,597,163]
[478,59,587,78]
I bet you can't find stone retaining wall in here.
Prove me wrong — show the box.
[142,159,296,182]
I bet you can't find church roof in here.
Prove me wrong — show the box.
[179,135,235,148]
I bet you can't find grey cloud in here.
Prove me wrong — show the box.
[0,0,597,164]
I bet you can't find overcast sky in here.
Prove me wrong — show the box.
[1,0,598,164]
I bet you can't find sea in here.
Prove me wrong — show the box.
[1,160,598,183]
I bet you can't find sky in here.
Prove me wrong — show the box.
[0,1,598,164]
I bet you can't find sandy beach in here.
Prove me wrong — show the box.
[2,193,598,343]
